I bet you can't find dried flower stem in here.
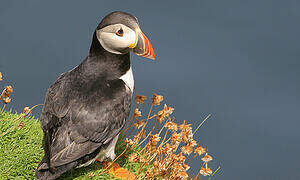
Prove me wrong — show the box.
[137,121,158,147]
[137,103,154,142]
[154,122,161,134]
[136,114,157,122]
[157,122,166,136]
[12,104,43,123]
[159,129,169,148]
[195,162,207,179]
[120,103,137,136]
[187,154,197,163]
[122,120,136,137]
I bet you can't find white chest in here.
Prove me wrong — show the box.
[119,67,134,92]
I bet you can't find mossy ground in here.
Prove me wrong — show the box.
[0,111,138,180]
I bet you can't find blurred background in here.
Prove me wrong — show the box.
[1,0,300,179]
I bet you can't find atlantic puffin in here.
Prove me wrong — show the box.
[35,11,155,180]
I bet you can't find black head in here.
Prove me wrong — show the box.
[97,11,139,31]
[90,11,155,60]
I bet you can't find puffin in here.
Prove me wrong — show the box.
[35,11,155,180]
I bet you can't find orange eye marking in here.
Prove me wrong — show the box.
[116,28,124,37]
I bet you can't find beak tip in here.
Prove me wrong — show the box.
[134,29,156,61]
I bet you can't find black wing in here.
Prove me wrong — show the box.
[39,72,131,170]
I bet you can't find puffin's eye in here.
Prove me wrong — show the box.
[116,28,124,37]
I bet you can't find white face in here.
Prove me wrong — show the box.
[96,24,137,54]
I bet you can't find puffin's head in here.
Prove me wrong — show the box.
[95,11,155,60]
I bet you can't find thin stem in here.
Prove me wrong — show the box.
[126,124,136,138]
[123,122,136,139]
[154,122,161,134]
[157,123,165,136]
[187,154,197,163]
[139,120,166,153]
[208,166,221,180]
[120,103,137,136]
[158,128,169,148]
[137,103,153,142]
[133,114,157,122]
[143,103,154,131]
[193,114,211,135]
[160,137,171,147]
[140,142,149,154]
[195,162,207,180]
[137,121,158,147]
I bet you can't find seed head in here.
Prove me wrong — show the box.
[187,139,197,147]
[182,163,190,171]
[165,121,178,131]
[162,143,174,154]
[176,171,188,179]
[2,97,11,104]
[153,160,160,168]
[200,166,213,176]
[171,132,182,144]
[194,146,206,156]
[134,120,144,129]
[139,156,148,164]
[156,104,174,123]
[181,145,193,155]
[18,122,24,130]
[159,168,168,178]
[176,152,186,163]
[201,153,213,163]
[150,134,161,146]
[133,108,142,117]
[133,135,140,143]
[135,95,147,104]
[179,120,192,132]
[125,138,135,145]
[152,93,163,105]
[181,131,193,143]
[5,86,13,93]
[172,163,183,172]
[1,86,13,99]
[23,107,31,115]
[129,153,139,163]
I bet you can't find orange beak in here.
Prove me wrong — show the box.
[130,28,155,60]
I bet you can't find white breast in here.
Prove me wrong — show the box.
[119,67,134,92]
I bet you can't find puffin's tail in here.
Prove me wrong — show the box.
[35,156,78,180]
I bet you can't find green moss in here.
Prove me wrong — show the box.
[0,111,43,179]
[0,111,137,180]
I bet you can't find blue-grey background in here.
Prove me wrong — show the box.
[1,0,300,179]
